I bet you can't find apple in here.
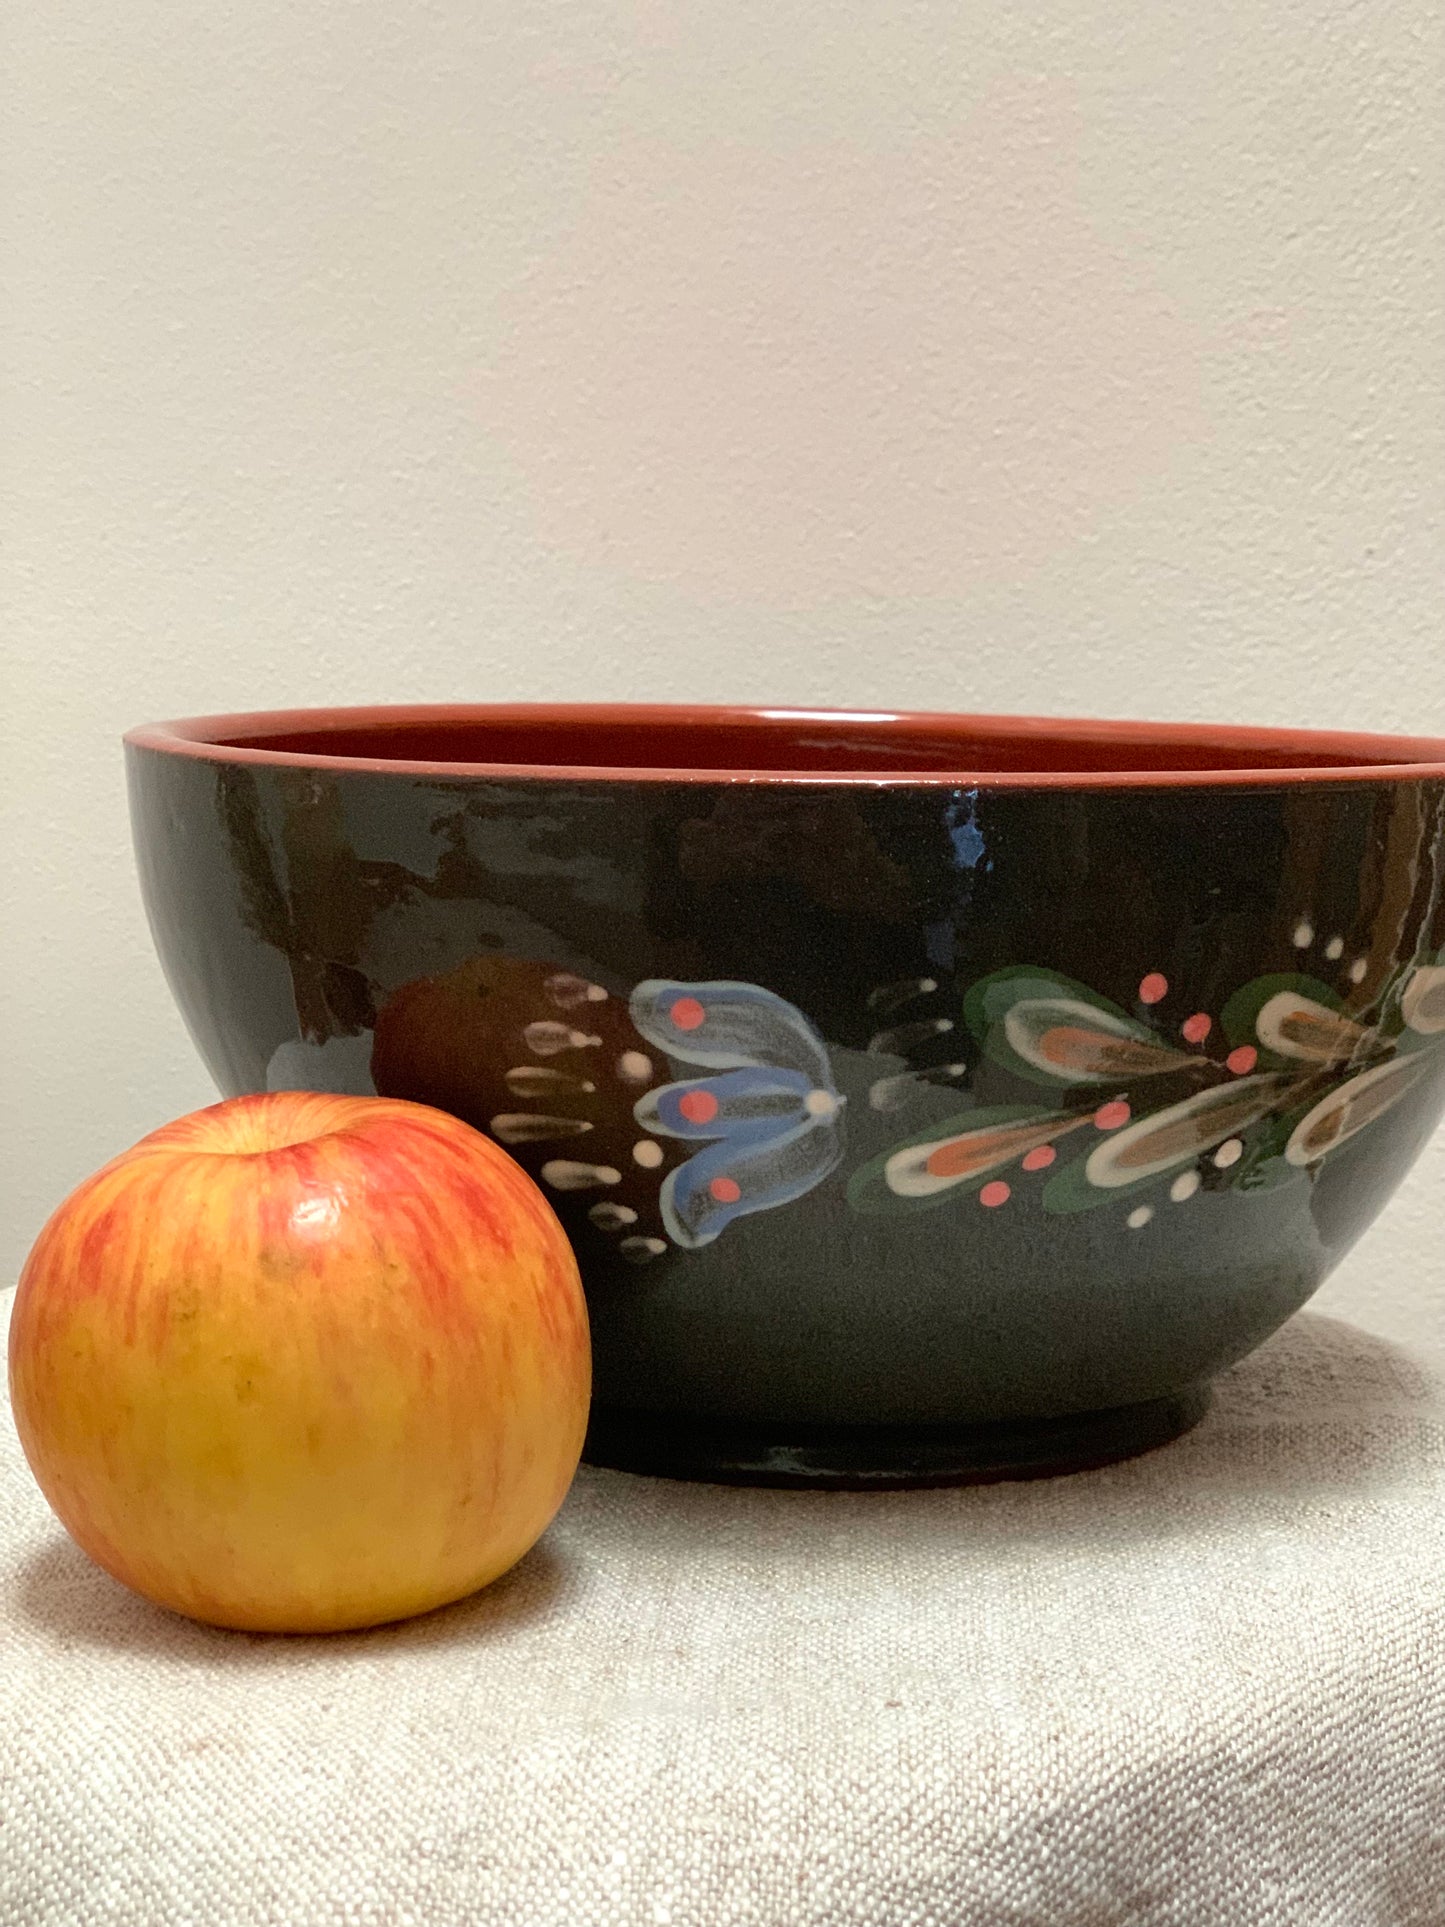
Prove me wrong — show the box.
[8,1091,590,1633]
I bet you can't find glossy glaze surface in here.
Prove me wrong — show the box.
[126,706,1445,1476]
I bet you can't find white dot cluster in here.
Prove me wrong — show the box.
[1292,912,1369,982]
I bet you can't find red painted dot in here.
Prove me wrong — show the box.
[1094,1100,1131,1131]
[1226,1045,1258,1075]
[678,1089,719,1125]
[1021,1145,1057,1171]
[670,996,706,1031]
[709,1175,741,1204]
[1181,1012,1212,1045]
[979,1180,1011,1208]
[1138,972,1169,1005]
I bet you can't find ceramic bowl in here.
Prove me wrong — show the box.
[125,705,1445,1485]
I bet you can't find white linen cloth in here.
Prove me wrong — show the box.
[3,1289,1443,1926]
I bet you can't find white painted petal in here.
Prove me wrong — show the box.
[1084,1075,1291,1189]
[1401,963,1445,1036]
[1284,1055,1428,1166]
[1254,992,1370,1063]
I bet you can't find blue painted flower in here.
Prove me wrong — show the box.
[629,979,846,1249]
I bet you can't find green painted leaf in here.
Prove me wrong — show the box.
[1283,1053,1430,1166]
[962,967,1186,1089]
[1229,1099,1313,1193]
[1040,1153,1118,1215]
[1221,973,1343,1062]
[1234,1153,1299,1195]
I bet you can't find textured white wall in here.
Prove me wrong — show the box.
[4,3,1444,1340]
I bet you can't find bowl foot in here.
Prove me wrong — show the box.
[582,1385,1212,1489]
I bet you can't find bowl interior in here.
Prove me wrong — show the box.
[134,705,1445,784]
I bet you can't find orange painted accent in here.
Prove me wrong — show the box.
[1227,1046,1258,1075]
[979,1181,1011,1208]
[1181,1012,1212,1044]
[923,1114,1085,1180]
[1276,1008,1366,1053]
[1021,1145,1056,1171]
[679,1089,719,1124]
[1138,972,1168,1005]
[6,1092,590,1634]
[670,997,706,1032]
[1093,1100,1131,1131]
[708,1175,742,1203]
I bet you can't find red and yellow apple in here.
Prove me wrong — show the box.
[8,1091,590,1633]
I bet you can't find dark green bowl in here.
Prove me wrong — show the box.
[126,704,1445,1484]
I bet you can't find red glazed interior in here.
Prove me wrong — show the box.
[125,705,1445,789]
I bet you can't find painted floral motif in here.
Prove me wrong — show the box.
[629,980,846,1248]
[850,941,1445,1227]
[371,957,846,1262]
[375,937,1443,1260]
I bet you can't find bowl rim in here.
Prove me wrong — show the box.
[124,702,1445,790]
